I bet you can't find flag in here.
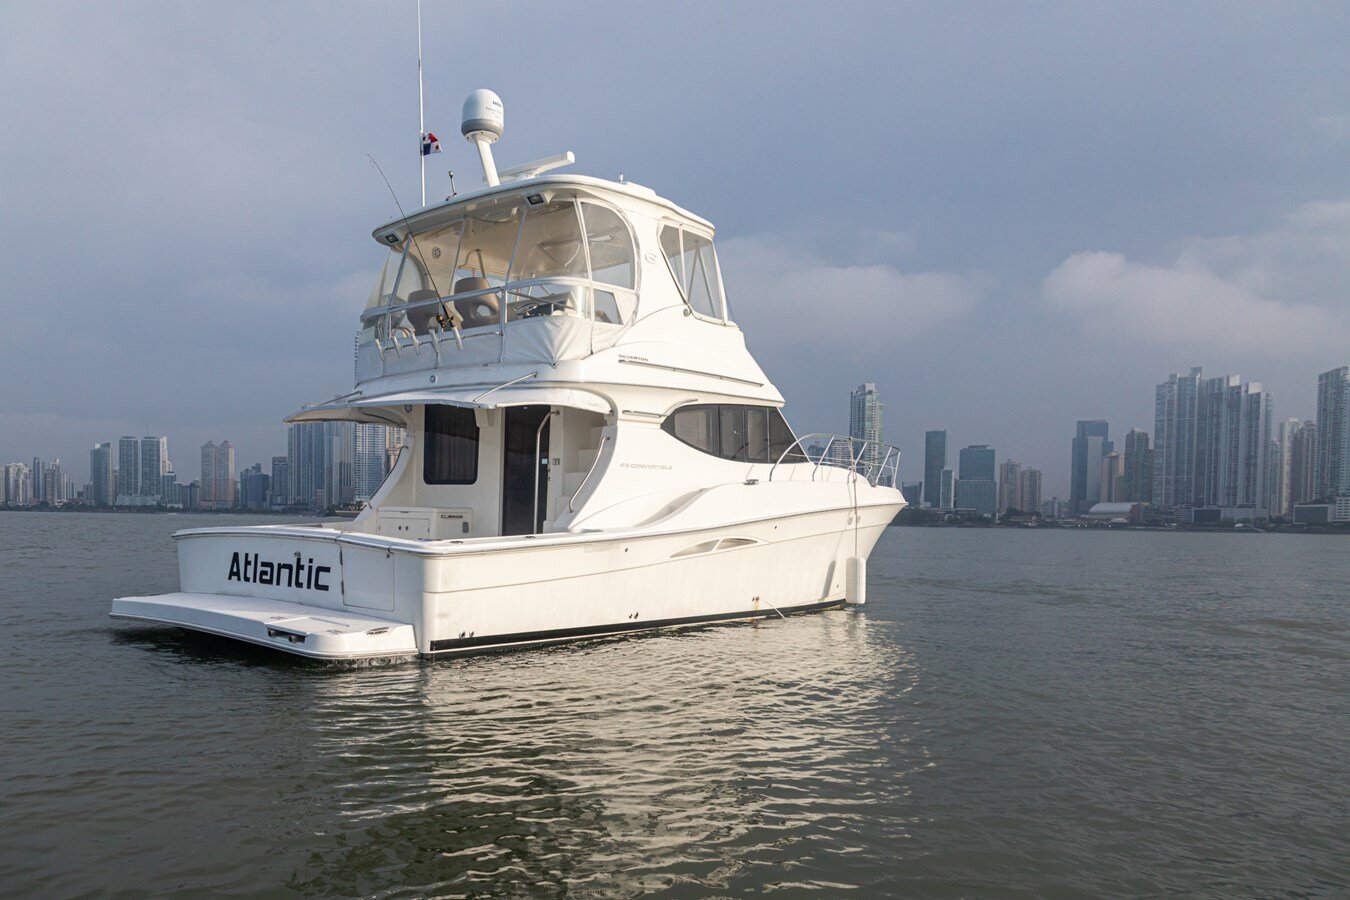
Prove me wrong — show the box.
[421,132,441,156]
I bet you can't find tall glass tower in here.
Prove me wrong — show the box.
[849,383,884,478]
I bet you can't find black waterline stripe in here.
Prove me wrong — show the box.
[428,599,845,653]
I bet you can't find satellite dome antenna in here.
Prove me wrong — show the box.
[462,89,504,187]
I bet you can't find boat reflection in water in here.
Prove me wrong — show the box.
[279,612,924,895]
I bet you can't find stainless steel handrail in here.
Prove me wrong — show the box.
[768,432,901,488]
[569,434,610,513]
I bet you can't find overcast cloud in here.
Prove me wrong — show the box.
[3,1,1349,494]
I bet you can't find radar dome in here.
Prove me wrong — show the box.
[461,89,504,143]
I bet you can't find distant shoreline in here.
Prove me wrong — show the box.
[889,520,1350,535]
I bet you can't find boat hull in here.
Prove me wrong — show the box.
[111,501,898,660]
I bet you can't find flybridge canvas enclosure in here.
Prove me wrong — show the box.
[360,192,640,347]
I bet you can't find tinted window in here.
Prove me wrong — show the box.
[662,404,790,463]
[768,408,799,463]
[424,405,479,484]
[667,405,718,454]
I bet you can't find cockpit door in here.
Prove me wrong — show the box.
[501,406,551,536]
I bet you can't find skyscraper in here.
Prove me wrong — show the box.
[1190,375,1271,513]
[200,440,236,509]
[1315,366,1350,499]
[955,445,996,515]
[90,442,114,507]
[324,422,355,508]
[939,468,955,510]
[1101,451,1125,503]
[354,423,390,502]
[270,456,290,507]
[239,462,270,511]
[1153,368,1202,510]
[288,421,327,511]
[1070,420,1111,515]
[1234,383,1272,513]
[3,463,31,506]
[139,436,167,502]
[116,436,139,504]
[1195,374,1238,508]
[1017,468,1043,515]
[288,421,355,511]
[1290,420,1317,505]
[849,383,884,477]
[998,460,1021,514]
[1122,429,1152,504]
[923,430,947,508]
[1271,418,1301,518]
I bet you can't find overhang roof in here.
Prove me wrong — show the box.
[287,384,612,424]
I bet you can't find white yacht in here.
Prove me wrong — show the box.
[111,91,905,660]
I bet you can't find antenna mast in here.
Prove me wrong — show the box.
[417,0,426,207]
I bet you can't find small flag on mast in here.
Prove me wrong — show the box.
[421,132,441,156]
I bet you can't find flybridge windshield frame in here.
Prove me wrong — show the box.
[364,191,637,334]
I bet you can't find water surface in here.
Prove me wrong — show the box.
[0,512,1346,896]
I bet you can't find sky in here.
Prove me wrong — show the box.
[3,1,1350,496]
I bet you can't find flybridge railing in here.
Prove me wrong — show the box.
[767,433,901,488]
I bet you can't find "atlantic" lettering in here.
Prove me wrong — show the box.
[227,552,331,591]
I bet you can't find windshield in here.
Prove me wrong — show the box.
[363,196,637,337]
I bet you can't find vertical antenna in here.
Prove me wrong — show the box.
[417,0,426,207]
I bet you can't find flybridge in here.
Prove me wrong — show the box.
[227,552,332,592]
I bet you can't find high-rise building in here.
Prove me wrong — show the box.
[923,430,947,508]
[31,457,44,504]
[289,421,326,511]
[1290,420,1318,506]
[1122,429,1152,504]
[270,456,290,507]
[900,482,923,507]
[1070,420,1111,515]
[849,383,884,477]
[958,445,995,482]
[1101,451,1126,503]
[90,442,114,506]
[1315,366,1350,499]
[1153,368,1202,510]
[939,467,955,510]
[1018,468,1043,515]
[354,423,393,502]
[1195,375,1238,508]
[1190,376,1272,513]
[1235,383,1272,514]
[200,440,237,509]
[42,459,64,505]
[239,462,270,511]
[998,460,1021,514]
[288,421,356,511]
[956,445,997,515]
[139,436,167,502]
[1271,418,1301,519]
[3,463,32,506]
[325,422,355,508]
[116,436,139,503]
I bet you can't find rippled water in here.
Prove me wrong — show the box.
[0,512,1346,897]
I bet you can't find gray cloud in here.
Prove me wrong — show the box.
[3,2,1350,496]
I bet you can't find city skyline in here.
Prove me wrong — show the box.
[6,360,1344,507]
